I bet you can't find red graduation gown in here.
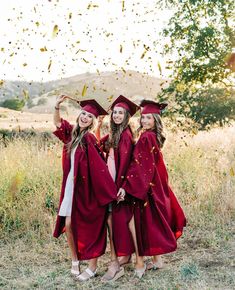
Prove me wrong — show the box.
[122,130,186,256]
[53,119,117,260]
[100,127,135,256]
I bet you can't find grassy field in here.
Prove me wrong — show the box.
[0,123,235,290]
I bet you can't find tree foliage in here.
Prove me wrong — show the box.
[0,98,25,111]
[157,0,235,128]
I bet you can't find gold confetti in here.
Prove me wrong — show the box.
[230,167,235,177]
[40,46,47,52]
[87,3,99,9]
[122,0,125,12]
[191,128,198,135]
[0,80,4,86]
[69,12,72,19]
[107,95,113,102]
[22,63,27,67]
[82,58,89,63]
[48,59,52,71]
[52,25,59,38]
[141,50,147,59]
[82,84,87,96]
[157,62,162,75]
[120,45,123,53]
[35,21,40,27]
[22,89,29,100]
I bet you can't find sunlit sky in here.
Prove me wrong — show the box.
[0,0,173,82]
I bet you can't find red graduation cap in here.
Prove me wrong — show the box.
[79,99,108,117]
[111,95,140,116]
[140,100,168,115]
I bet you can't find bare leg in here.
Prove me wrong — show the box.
[88,258,98,272]
[101,214,123,281]
[147,255,163,270]
[128,216,144,269]
[152,255,163,264]
[107,213,118,262]
[65,217,79,273]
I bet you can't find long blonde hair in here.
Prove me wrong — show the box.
[139,113,166,148]
[105,109,132,150]
[66,111,96,154]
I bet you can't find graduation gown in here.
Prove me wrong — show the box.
[100,127,135,256]
[53,119,117,260]
[122,130,186,256]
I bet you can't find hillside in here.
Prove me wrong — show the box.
[0,70,169,113]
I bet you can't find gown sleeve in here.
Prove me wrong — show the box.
[122,132,158,201]
[99,134,109,153]
[53,118,73,144]
[116,132,133,189]
[86,134,117,206]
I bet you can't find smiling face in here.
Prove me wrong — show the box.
[112,106,126,125]
[78,110,94,130]
[140,113,155,130]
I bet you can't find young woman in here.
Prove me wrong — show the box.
[118,99,186,278]
[53,95,119,282]
[96,95,139,282]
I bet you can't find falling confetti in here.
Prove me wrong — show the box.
[48,59,52,71]
[82,84,87,96]
[40,47,47,52]
[82,58,89,63]
[22,89,29,100]
[230,167,235,177]
[122,1,125,12]
[107,95,113,102]
[52,25,59,38]
[157,62,162,75]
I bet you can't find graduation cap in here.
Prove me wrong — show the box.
[80,99,108,117]
[140,100,168,115]
[110,95,140,116]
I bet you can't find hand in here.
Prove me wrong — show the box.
[97,115,105,127]
[117,188,125,203]
[56,95,69,107]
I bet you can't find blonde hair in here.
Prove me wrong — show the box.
[66,111,96,153]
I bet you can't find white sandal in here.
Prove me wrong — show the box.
[134,263,146,279]
[147,259,164,270]
[101,260,125,282]
[77,268,97,282]
[71,261,80,276]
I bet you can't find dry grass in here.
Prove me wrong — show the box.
[0,124,235,290]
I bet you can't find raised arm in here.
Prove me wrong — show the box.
[53,95,68,128]
[95,115,105,142]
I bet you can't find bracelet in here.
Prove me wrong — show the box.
[55,106,60,110]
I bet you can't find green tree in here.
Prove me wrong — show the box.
[0,98,25,111]
[157,0,235,128]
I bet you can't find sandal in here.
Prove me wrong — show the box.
[134,263,146,279]
[76,268,97,282]
[71,261,80,276]
[119,255,132,267]
[146,258,164,270]
[101,260,125,282]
